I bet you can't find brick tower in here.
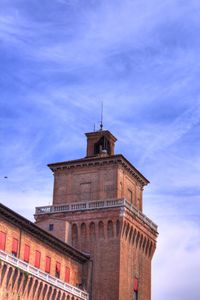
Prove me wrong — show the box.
[35,129,158,300]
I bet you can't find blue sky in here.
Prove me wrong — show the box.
[0,0,200,299]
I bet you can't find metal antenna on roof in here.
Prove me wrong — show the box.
[100,102,103,131]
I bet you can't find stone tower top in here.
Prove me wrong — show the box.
[85,130,117,157]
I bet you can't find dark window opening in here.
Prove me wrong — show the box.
[94,136,111,155]
[49,224,54,231]
[134,291,138,300]
[12,238,18,257]
[55,262,61,278]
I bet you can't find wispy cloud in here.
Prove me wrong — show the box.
[1,1,200,299]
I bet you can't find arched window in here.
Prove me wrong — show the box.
[80,223,87,240]
[107,220,114,238]
[89,222,96,240]
[72,224,78,246]
[116,220,120,236]
[94,136,111,155]
[98,221,104,239]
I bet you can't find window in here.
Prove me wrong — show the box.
[49,224,54,231]
[55,262,61,278]
[24,244,30,262]
[65,266,70,283]
[34,250,41,268]
[0,231,6,251]
[12,238,18,257]
[45,256,51,273]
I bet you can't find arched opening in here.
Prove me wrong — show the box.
[107,220,114,238]
[98,221,104,239]
[116,220,120,236]
[72,224,78,246]
[80,223,87,239]
[89,222,96,240]
[94,136,111,155]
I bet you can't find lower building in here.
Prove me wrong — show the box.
[0,203,90,300]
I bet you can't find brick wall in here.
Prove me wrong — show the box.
[0,218,83,287]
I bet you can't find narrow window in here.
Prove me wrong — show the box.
[12,238,18,257]
[49,224,54,231]
[65,266,70,283]
[45,256,51,273]
[55,262,61,278]
[34,250,41,268]
[24,244,30,262]
[0,231,6,251]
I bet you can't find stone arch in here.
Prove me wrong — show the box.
[107,220,114,238]
[72,224,78,246]
[67,295,70,300]
[98,221,104,239]
[80,223,87,240]
[116,219,120,236]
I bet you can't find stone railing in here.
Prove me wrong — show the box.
[35,198,157,231]
[0,250,88,300]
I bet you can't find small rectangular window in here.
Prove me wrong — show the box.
[65,266,70,283]
[55,261,61,278]
[45,256,51,273]
[12,238,18,257]
[49,224,54,231]
[24,244,30,262]
[34,250,41,268]
[0,231,6,251]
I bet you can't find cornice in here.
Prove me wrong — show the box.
[48,154,149,186]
